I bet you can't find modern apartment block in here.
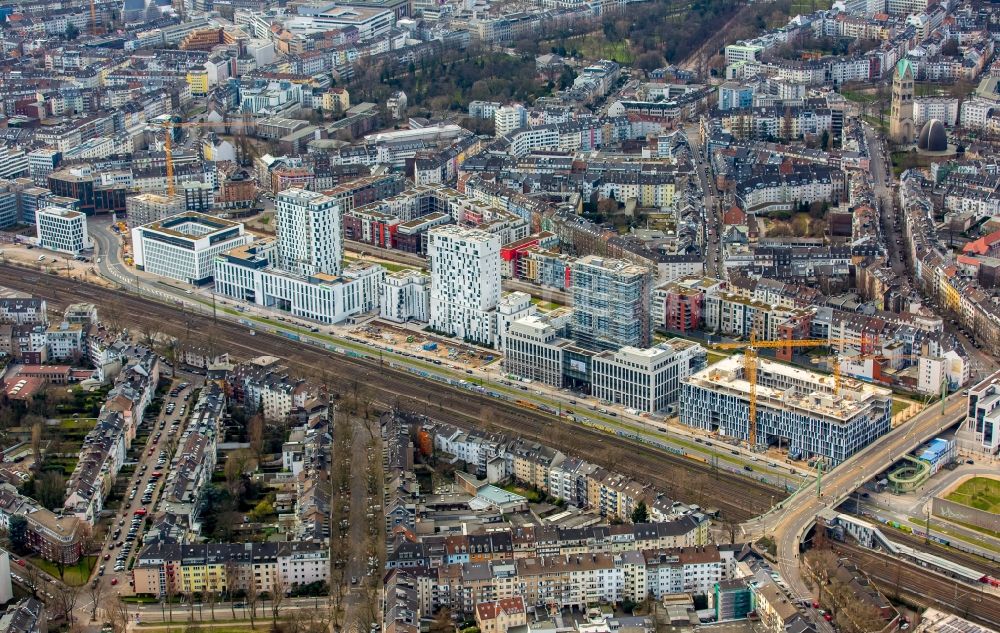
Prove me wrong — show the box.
[379,269,431,323]
[35,205,91,255]
[570,255,653,351]
[0,183,16,229]
[275,188,343,277]
[428,224,501,345]
[503,313,574,387]
[132,212,252,284]
[591,340,707,414]
[680,356,892,464]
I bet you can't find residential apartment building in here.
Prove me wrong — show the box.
[275,188,343,277]
[380,269,431,323]
[428,225,501,346]
[132,541,329,596]
[570,256,653,351]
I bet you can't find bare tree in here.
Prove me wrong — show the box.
[206,589,217,621]
[102,594,130,633]
[103,299,125,336]
[722,516,741,544]
[270,573,287,628]
[248,413,264,458]
[30,419,43,467]
[21,561,42,599]
[245,573,259,628]
[139,323,160,349]
[54,583,81,625]
[225,560,239,620]
[87,578,105,621]
[165,579,176,622]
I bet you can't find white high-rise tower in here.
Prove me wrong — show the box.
[275,188,342,277]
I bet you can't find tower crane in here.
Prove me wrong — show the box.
[162,117,254,197]
[708,333,872,447]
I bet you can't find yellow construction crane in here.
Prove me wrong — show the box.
[709,333,871,447]
[163,118,253,197]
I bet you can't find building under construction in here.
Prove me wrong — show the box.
[679,355,892,465]
[569,255,652,352]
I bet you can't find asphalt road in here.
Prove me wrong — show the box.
[686,124,724,278]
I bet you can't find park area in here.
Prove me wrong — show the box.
[29,555,97,587]
[946,477,1000,514]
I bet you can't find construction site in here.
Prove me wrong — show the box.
[679,354,894,466]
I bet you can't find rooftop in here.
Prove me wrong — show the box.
[685,355,891,422]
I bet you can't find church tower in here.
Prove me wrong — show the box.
[889,59,915,144]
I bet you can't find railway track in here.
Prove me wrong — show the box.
[3,265,779,521]
[829,540,1000,629]
[887,527,999,572]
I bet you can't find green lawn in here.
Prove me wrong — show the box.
[529,297,561,311]
[556,35,634,64]
[707,351,729,365]
[342,255,415,273]
[59,417,98,430]
[502,484,541,503]
[29,555,96,586]
[946,477,1000,513]
[863,115,888,134]
[840,89,877,103]
[891,398,916,417]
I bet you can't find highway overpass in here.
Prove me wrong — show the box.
[749,394,968,599]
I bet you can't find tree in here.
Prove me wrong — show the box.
[248,498,274,523]
[54,583,81,625]
[30,418,43,467]
[88,576,105,621]
[223,449,254,499]
[65,23,79,40]
[630,500,648,524]
[206,590,217,621]
[102,594,130,633]
[636,51,666,73]
[248,413,264,458]
[269,573,286,628]
[723,515,741,543]
[22,561,41,599]
[38,471,67,511]
[245,574,259,628]
[9,514,27,554]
